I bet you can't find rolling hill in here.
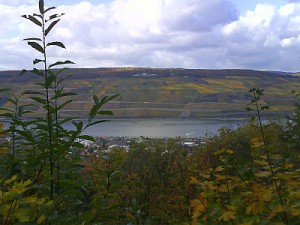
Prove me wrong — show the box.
[0,67,299,119]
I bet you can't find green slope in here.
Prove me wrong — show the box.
[0,68,298,119]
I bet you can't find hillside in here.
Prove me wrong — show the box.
[0,67,299,119]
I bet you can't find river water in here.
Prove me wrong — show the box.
[77,118,247,138]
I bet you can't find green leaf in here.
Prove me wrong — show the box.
[45,19,60,36]
[22,15,42,27]
[49,60,75,68]
[93,95,99,104]
[58,117,77,126]
[22,110,33,115]
[257,88,264,95]
[0,88,11,93]
[33,13,43,19]
[0,112,14,118]
[0,106,14,112]
[23,37,42,42]
[245,106,252,111]
[72,141,84,148]
[23,90,45,96]
[47,41,66,49]
[51,91,76,100]
[55,67,69,76]
[45,6,56,14]
[87,120,109,127]
[32,68,45,77]
[78,135,95,142]
[33,58,45,65]
[31,96,46,104]
[8,98,17,104]
[45,74,56,88]
[18,106,24,117]
[46,13,65,23]
[89,105,99,121]
[261,105,270,110]
[27,42,44,53]
[57,99,73,110]
[72,121,83,132]
[39,0,44,14]
[98,110,113,115]
[99,94,119,106]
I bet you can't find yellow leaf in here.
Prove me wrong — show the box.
[214,149,225,155]
[215,166,224,172]
[240,216,259,225]
[37,215,46,224]
[289,191,300,199]
[253,160,268,166]
[21,196,37,204]
[290,203,300,216]
[203,181,215,191]
[4,175,17,185]
[226,149,234,154]
[191,194,208,221]
[200,173,210,179]
[0,147,8,154]
[44,200,53,206]
[254,171,272,178]
[246,201,264,215]
[259,188,272,202]
[218,184,229,192]
[251,138,264,148]
[192,201,205,213]
[190,176,200,185]
[219,211,236,222]
[282,162,294,169]
[15,208,31,223]
[272,205,286,213]
[215,174,226,181]
[36,198,46,205]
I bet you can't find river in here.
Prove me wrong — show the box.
[76,118,247,138]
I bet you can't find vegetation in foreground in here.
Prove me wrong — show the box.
[0,1,300,224]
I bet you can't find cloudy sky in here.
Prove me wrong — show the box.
[0,0,300,71]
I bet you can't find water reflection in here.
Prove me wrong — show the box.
[78,119,245,138]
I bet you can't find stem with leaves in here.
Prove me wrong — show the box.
[246,88,288,224]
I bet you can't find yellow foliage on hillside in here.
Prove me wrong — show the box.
[185,83,215,94]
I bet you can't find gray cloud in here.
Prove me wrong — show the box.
[0,0,300,71]
[161,0,238,32]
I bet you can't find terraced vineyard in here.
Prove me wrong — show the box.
[0,68,299,119]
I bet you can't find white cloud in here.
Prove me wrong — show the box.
[0,0,300,71]
[221,2,300,71]
[0,0,35,6]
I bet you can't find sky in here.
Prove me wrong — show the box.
[0,0,300,71]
